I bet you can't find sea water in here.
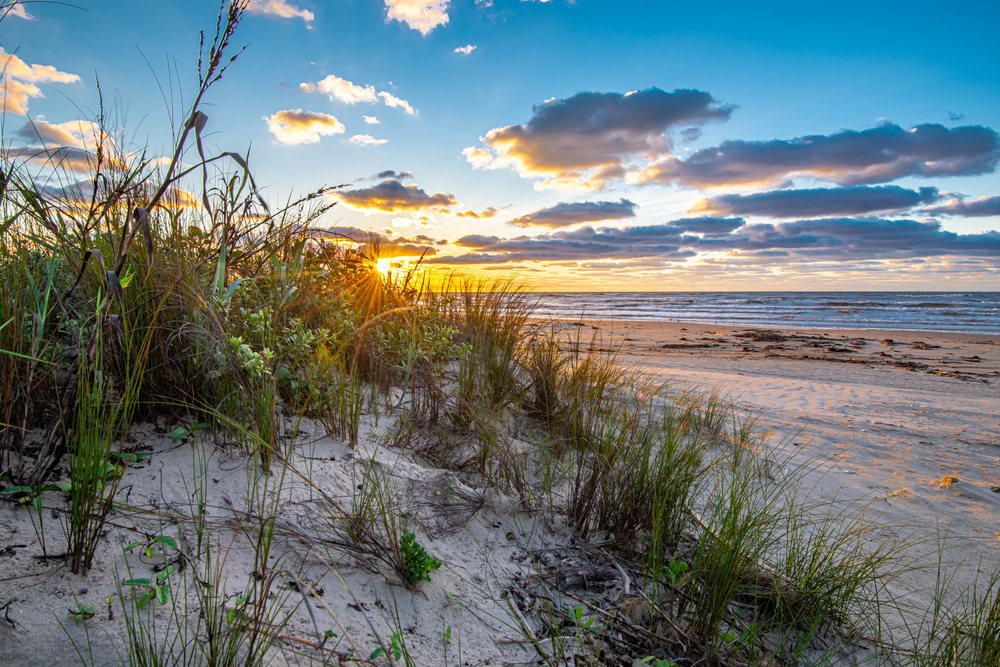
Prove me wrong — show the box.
[533,292,1000,335]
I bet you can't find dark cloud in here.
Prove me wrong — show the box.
[309,225,439,257]
[373,169,413,181]
[338,178,458,213]
[4,144,109,173]
[465,88,733,189]
[508,199,637,228]
[691,185,941,218]
[948,111,965,122]
[37,179,197,210]
[666,216,746,234]
[429,217,999,264]
[637,123,1000,188]
[923,195,1000,217]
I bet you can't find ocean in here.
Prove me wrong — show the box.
[533,292,1000,335]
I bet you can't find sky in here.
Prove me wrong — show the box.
[2,0,999,290]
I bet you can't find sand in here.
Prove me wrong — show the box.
[1,319,998,666]
[536,317,1000,637]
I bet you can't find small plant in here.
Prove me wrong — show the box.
[636,658,679,667]
[166,422,208,442]
[122,565,177,608]
[370,629,406,661]
[226,592,250,626]
[124,533,178,559]
[69,603,96,624]
[2,482,61,556]
[665,556,689,587]
[400,531,441,583]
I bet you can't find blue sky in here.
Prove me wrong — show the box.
[3,0,999,289]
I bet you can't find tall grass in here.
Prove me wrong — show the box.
[3,3,998,666]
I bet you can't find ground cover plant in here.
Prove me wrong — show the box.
[0,3,997,666]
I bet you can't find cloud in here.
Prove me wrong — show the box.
[454,45,476,55]
[363,115,380,124]
[508,199,637,228]
[38,179,197,210]
[948,111,965,122]
[5,3,33,19]
[385,0,449,35]
[461,146,494,169]
[350,134,388,146]
[17,117,101,147]
[300,75,377,104]
[1,47,80,115]
[429,216,999,264]
[923,195,1000,217]
[636,123,1000,189]
[465,88,733,190]
[454,206,503,219]
[665,216,746,234]
[5,144,102,172]
[378,91,415,115]
[7,117,124,173]
[264,109,344,144]
[338,178,458,213]
[309,225,440,257]
[300,76,415,114]
[246,0,314,22]
[372,169,413,181]
[690,185,942,218]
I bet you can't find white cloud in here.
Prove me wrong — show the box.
[462,146,499,170]
[0,47,79,115]
[300,75,377,105]
[300,75,415,115]
[246,0,314,22]
[385,0,449,36]
[5,3,34,19]
[378,90,415,115]
[265,109,345,144]
[350,134,389,146]
[454,45,476,55]
[0,47,79,83]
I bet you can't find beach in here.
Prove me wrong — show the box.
[2,314,999,666]
[539,317,1000,624]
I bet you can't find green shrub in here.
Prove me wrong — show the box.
[400,532,441,583]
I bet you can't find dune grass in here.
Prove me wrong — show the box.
[2,4,998,666]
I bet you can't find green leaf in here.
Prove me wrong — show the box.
[38,484,62,493]
[137,592,152,609]
[122,578,151,587]
[167,426,188,441]
[156,583,169,605]
[155,566,177,582]
[124,541,144,552]
[226,609,236,625]
[2,485,31,496]
[214,240,227,296]
[145,546,155,559]
[31,496,42,510]
[152,535,177,550]
[369,647,384,660]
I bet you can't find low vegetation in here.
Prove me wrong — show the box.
[1,3,997,666]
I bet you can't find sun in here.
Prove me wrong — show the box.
[375,257,393,275]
